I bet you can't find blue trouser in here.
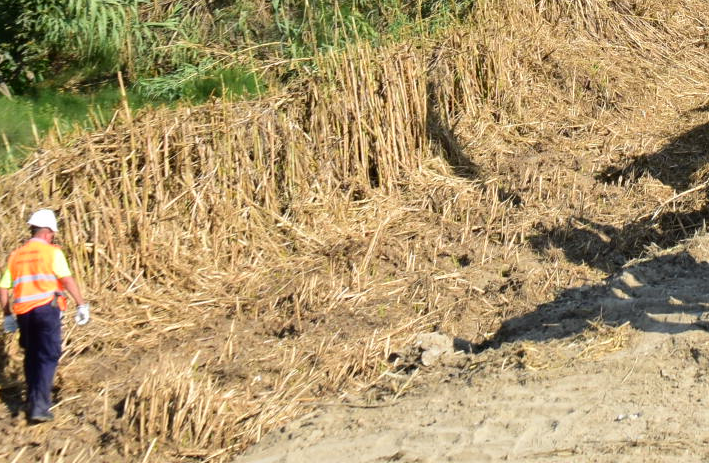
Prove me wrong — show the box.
[16,302,61,417]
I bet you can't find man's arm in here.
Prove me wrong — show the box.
[53,249,86,306]
[0,288,9,316]
[59,276,85,306]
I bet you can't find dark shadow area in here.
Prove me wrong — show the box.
[426,81,479,179]
[453,336,474,353]
[598,122,709,193]
[477,251,709,349]
[532,118,709,273]
[529,207,709,273]
[0,336,23,417]
[425,81,523,207]
[478,116,709,351]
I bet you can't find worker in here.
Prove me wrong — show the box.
[0,209,89,423]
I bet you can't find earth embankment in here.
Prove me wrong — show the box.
[1,0,709,461]
[239,235,709,462]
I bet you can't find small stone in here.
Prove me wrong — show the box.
[421,348,443,366]
[416,332,454,353]
[416,332,454,366]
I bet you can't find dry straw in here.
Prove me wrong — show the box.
[0,0,708,460]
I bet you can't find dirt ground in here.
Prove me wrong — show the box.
[237,235,709,462]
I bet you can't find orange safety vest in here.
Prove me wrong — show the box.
[8,239,67,315]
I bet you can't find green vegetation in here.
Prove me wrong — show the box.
[1,0,475,94]
[135,63,263,101]
[0,86,133,172]
[0,0,475,167]
[0,65,262,171]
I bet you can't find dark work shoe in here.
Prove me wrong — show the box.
[29,412,54,423]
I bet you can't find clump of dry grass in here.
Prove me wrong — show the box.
[514,319,633,371]
[0,0,708,461]
[121,357,236,452]
[467,318,634,375]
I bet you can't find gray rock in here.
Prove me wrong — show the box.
[415,332,454,366]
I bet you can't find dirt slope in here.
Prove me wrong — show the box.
[238,236,709,462]
[2,0,709,461]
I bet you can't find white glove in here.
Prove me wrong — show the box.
[3,315,17,333]
[75,304,90,326]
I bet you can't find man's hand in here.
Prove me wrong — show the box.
[3,315,17,333]
[75,304,90,326]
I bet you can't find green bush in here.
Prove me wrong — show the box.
[0,0,213,93]
[136,63,263,101]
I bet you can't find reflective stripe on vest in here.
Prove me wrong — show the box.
[13,274,57,286]
[14,290,60,304]
[8,240,67,315]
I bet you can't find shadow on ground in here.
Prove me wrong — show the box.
[479,250,709,349]
[0,336,23,417]
[531,117,709,274]
[599,117,709,193]
[426,81,523,206]
[529,208,709,274]
[481,116,709,349]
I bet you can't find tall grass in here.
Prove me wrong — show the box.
[0,0,473,173]
[29,0,132,65]
[266,0,477,58]
[1,0,471,171]
[9,0,476,92]
[30,0,212,76]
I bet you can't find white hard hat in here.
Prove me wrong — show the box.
[27,209,58,232]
